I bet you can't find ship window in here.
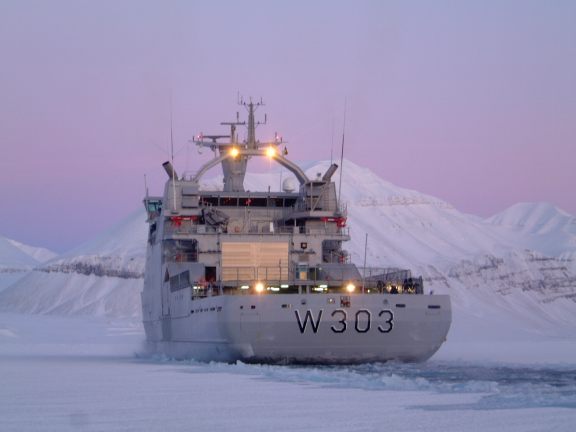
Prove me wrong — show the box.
[284,198,297,207]
[253,198,267,206]
[220,197,238,206]
[239,197,268,207]
[163,239,198,262]
[200,197,219,206]
[322,240,341,263]
[170,270,191,292]
[146,199,162,213]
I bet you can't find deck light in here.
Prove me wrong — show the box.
[346,283,356,293]
[255,282,265,293]
[266,146,276,158]
[230,147,240,158]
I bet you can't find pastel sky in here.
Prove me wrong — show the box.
[1,1,575,253]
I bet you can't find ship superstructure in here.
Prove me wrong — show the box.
[141,100,451,363]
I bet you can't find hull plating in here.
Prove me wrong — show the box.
[142,293,451,364]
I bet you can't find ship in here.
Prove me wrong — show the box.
[141,100,451,363]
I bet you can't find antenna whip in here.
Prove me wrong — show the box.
[337,98,347,204]
[170,94,177,211]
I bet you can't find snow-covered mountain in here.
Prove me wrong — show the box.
[0,237,40,270]
[1,159,575,334]
[6,238,58,264]
[0,235,58,291]
[0,210,146,317]
[0,235,57,269]
[486,202,576,266]
[487,202,576,237]
[42,208,147,278]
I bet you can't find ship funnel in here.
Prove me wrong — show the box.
[162,161,178,180]
[322,163,338,182]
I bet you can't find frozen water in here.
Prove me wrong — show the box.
[155,360,576,411]
[1,313,575,432]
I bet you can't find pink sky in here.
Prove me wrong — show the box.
[1,1,575,252]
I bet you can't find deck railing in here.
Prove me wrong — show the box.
[189,265,423,298]
[166,222,349,237]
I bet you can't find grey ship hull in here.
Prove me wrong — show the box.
[142,293,451,363]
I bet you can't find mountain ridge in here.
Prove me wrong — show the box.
[1,159,574,333]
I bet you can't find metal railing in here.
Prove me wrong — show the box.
[208,265,423,295]
[165,222,349,237]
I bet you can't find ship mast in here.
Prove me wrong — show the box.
[193,98,268,192]
[247,100,257,148]
[192,98,311,190]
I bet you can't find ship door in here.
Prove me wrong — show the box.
[205,266,217,283]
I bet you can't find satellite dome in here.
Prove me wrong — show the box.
[282,177,296,192]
